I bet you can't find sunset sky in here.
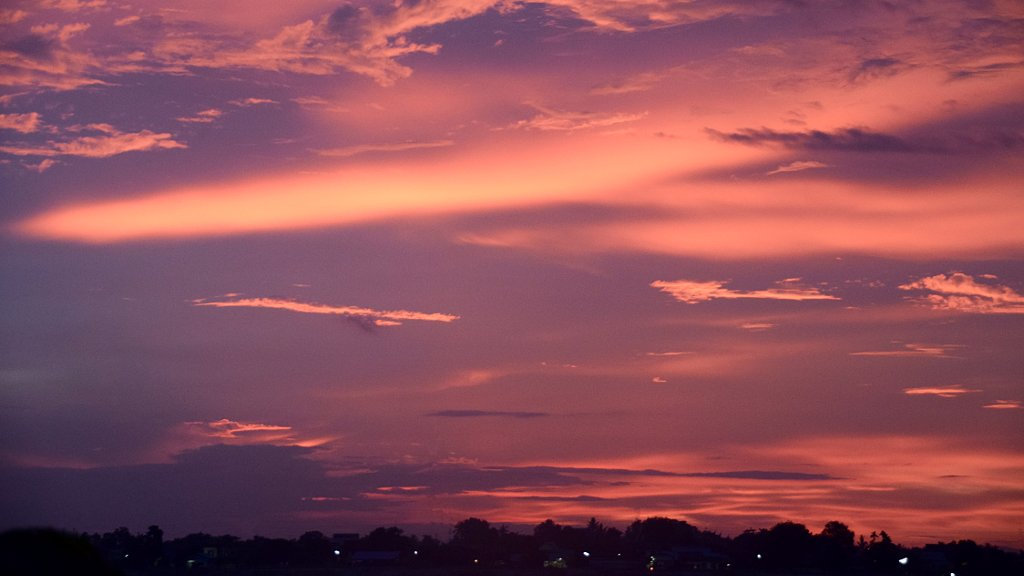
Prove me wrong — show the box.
[1,0,1023,548]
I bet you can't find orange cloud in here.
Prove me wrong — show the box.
[899,272,1024,314]
[189,418,292,439]
[0,112,42,133]
[192,295,459,326]
[11,132,713,242]
[229,97,277,106]
[903,386,982,398]
[0,123,185,158]
[983,400,1022,410]
[740,322,775,331]
[651,278,838,304]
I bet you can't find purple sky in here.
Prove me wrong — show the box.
[1,0,1023,547]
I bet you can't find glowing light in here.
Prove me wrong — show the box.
[898,557,909,565]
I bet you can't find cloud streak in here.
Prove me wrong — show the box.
[192,295,459,326]
[651,278,838,304]
[427,410,548,419]
[510,104,646,132]
[903,386,981,398]
[0,123,185,158]
[766,160,828,175]
[315,140,454,158]
[707,127,918,153]
[851,343,962,359]
[983,400,1022,410]
[187,418,292,439]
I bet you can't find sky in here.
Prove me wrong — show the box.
[1,0,1023,548]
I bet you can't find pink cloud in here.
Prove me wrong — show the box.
[899,272,1024,314]
[188,418,292,439]
[903,386,981,398]
[229,97,277,106]
[192,295,459,326]
[983,400,1022,410]
[24,158,57,173]
[0,9,28,24]
[766,160,828,175]
[740,322,776,331]
[651,278,838,304]
[175,108,223,124]
[510,104,646,132]
[0,112,42,133]
[0,123,185,158]
[314,140,454,158]
[851,343,962,358]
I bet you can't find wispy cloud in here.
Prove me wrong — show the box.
[192,295,459,326]
[314,140,454,158]
[229,97,277,107]
[176,108,223,124]
[903,386,981,398]
[0,123,185,158]
[510,104,645,132]
[0,20,105,91]
[983,400,1022,410]
[0,112,42,133]
[740,322,776,331]
[766,160,828,175]
[187,418,292,439]
[899,272,1024,314]
[591,71,665,95]
[0,9,28,25]
[651,278,838,304]
[851,343,963,359]
[427,410,548,419]
[24,158,56,173]
[849,56,908,83]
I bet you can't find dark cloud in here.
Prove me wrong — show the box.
[949,61,1024,80]
[706,127,919,153]
[1,441,839,538]
[427,409,549,419]
[4,35,54,58]
[0,445,331,537]
[849,57,906,83]
[327,4,366,43]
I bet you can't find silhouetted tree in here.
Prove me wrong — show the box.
[1,528,121,576]
[624,516,703,554]
[865,529,904,573]
[764,521,813,571]
[357,526,416,553]
[296,530,333,565]
[817,520,856,572]
[450,517,500,563]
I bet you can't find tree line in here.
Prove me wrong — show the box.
[2,516,1022,575]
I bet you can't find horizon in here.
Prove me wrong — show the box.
[1,0,1022,551]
